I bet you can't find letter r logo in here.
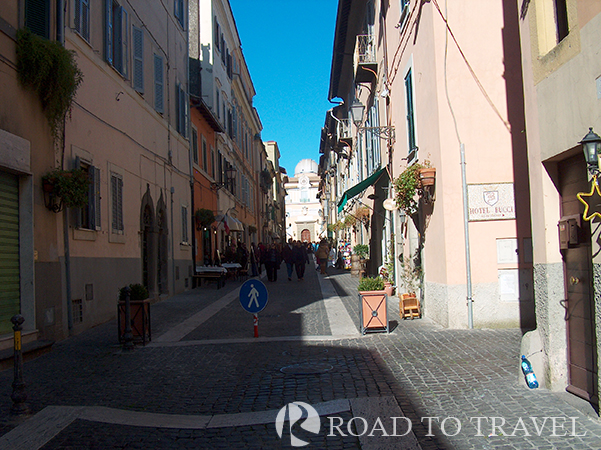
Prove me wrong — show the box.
[275,402,321,447]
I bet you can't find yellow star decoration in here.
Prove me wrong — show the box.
[577,176,601,221]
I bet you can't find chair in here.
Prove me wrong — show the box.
[238,262,249,280]
[400,293,420,319]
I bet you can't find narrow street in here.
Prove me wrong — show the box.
[1,263,600,449]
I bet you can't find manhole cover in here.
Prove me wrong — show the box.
[280,363,333,375]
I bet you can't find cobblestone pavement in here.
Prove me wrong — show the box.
[0,262,600,449]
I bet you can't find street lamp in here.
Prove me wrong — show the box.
[580,127,601,176]
[349,98,395,142]
[211,165,237,191]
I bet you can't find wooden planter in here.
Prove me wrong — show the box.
[400,293,420,320]
[359,290,389,334]
[418,168,436,187]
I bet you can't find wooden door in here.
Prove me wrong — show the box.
[558,155,598,405]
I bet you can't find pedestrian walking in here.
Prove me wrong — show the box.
[265,243,281,282]
[293,240,308,280]
[282,238,295,281]
[316,240,329,274]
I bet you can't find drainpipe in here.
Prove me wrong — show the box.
[170,186,175,295]
[461,144,474,328]
[56,0,72,336]
[56,0,64,45]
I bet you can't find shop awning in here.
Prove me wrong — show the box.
[213,214,244,232]
[337,168,386,213]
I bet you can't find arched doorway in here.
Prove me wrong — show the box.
[140,185,156,294]
[156,193,169,295]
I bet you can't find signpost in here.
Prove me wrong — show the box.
[239,279,268,337]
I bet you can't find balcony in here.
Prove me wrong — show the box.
[354,34,377,83]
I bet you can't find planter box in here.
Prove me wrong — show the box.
[118,300,151,345]
[359,290,389,334]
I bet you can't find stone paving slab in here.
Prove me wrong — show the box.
[1,265,601,449]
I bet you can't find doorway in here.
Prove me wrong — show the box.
[558,154,598,405]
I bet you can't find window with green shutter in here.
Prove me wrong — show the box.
[0,172,20,335]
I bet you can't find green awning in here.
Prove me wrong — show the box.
[337,168,386,213]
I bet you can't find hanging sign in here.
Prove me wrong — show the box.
[576,176,601,221]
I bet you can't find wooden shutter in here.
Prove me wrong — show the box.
[25,0,50,39]
[105,0,113,65]
[91,166,101,230]
[0,172,20,335]
[133,26,144,93]
[154,54,164,113]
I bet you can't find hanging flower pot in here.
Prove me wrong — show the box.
[418,167,436,187]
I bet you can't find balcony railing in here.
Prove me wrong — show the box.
[355,34,376,65]
[354,34,377,82]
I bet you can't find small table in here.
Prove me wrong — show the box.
[222,263,242,280]
[195,266,227,289]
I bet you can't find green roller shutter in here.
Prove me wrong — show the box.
[0,171,20,335]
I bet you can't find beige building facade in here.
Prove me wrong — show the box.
[518,0,600,407]
[285,159,322,243]
[323,0,532,331]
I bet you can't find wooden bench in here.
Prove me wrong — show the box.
[194,272,226,289]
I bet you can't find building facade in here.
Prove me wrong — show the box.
[192,0,263,254]
[518,0,600,406]
[322,0,532,330]
[285,159,322,243]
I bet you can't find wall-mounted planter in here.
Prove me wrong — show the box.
[418,167,436,187]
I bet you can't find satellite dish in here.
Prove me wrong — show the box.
[383,198,397,211]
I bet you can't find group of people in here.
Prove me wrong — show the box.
[210,238,334,282]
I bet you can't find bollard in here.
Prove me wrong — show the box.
[122,286,134,351]
[10,314,29,415]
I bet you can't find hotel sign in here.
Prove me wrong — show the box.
[468,183,515,221]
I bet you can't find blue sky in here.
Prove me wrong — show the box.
[228,0,338,176]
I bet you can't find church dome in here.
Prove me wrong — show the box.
[294,159,318,176]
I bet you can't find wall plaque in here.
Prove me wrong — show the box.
[468,183,516,221]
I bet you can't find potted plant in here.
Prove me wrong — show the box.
[393,160,436,215]
[357,276,389,334]
[118,283,151,345]
[16,28,84,141]
[379,266,394,297]
[195,208,215,230]
[353,244,369,260]
[42,168,90,211]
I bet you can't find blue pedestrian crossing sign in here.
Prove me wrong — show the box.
[239,279,268,313]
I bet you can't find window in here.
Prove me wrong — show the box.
[202,136,208,172]
[74,0,90,42]
[154,54,164,113]
[111,173,124,233]
[132,26,144,93]
[215,89,220,118]
[211,147,215,179]
[77,164,101,230]
[25,0,50,39]
[399,0,410,29]
[181,206,189,244]
[554,0,569,43]
[192,127,198,165]
[214,18,220,51]
[175,82,188,137]
[105,0,129,77]
[404,68,417,161]
[174,0,185,29]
